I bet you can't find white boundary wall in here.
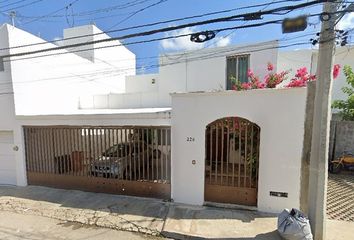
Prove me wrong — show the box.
[171,88,307,213]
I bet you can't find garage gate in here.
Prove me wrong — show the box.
[23,126,171,199]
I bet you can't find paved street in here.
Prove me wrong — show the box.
[0,211,164,240]
[0,185,353,239]
[327,172,354,221]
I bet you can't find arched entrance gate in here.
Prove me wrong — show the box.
[205,117,260,206]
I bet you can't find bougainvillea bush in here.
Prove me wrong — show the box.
[231,63,340,91]
[231,63,289,91]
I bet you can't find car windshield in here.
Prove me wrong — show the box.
[102,144,129,157]
[102,142,148,157]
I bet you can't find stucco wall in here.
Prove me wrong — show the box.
[171,88,307,213]
[277,49,315,88]
[2,24,135,116]
[125,74,159,93]
[0,24,16,130]
[277,46,354,104]
[329,120,354,161]
[84,41,279,109]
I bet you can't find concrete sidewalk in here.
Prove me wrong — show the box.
[0,211,163,240]
[0,186,352,239]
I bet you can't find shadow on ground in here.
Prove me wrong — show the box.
[327,172,354,222]
[0,185,275,222]
[161,230,281,240]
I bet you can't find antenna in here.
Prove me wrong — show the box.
[9,11,16,27]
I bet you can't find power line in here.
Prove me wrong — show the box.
[4,9,347,62]
[2,0,45,12]
[20,0,81,25]
[0,0,326,52]
[106,0,169,30]
[202,0,278,51]
[1,0,29,9]
[3,28,353,88]
[21,0,152,25]
[62,0,153,17]
[3,16,351,65]
[1,34,338,87]
[1,38,352,93]
[0,91,14,96]
[15,0,304,19]
[1,18,291,60]
[0,41,305,89]
[0,37,313,85]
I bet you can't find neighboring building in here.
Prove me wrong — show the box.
[0,23,136,185]
[79,40,279,109]
[81,42,354,110]
[0,23,136,117]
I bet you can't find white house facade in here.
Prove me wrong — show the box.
[1,24,353,213]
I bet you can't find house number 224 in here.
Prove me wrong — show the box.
[186,137,195,142]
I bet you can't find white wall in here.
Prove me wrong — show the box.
[157,40,279,107]
[126,74,158,93]
[0,24,16,130]
[277,49,315,87]
[84,41,279,109]
[0,131,16,185]
[171,88,307,213]
[3,24,135,116]
[278,46,354,103]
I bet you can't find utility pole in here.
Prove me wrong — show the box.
[308,1,343,239]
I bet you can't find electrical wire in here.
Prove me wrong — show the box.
[0,36,335,86]
[0,0,326,52]
[21,0,153,25]
[1,0,29,9]
[20,0,81,25]
[1,18,289,60]
[1,38,352,94]
[2,29,353,88]
[106,0,168,30]
[1,0,45,12]
[2,10,340,61]
[202,0,278,52]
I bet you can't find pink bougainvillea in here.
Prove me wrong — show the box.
[231,63,341,91]
[285,67,316,88]
[286,64,340,88]
[267,62,274,71]
[232,62,288,91]
[333,64,341,79]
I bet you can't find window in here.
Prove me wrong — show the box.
[226,55,249,90]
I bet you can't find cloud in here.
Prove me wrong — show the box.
[160,27,232,51]
[337,12,354,30]
[215,35,231,47]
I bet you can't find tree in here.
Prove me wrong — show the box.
[332,65,354,121]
